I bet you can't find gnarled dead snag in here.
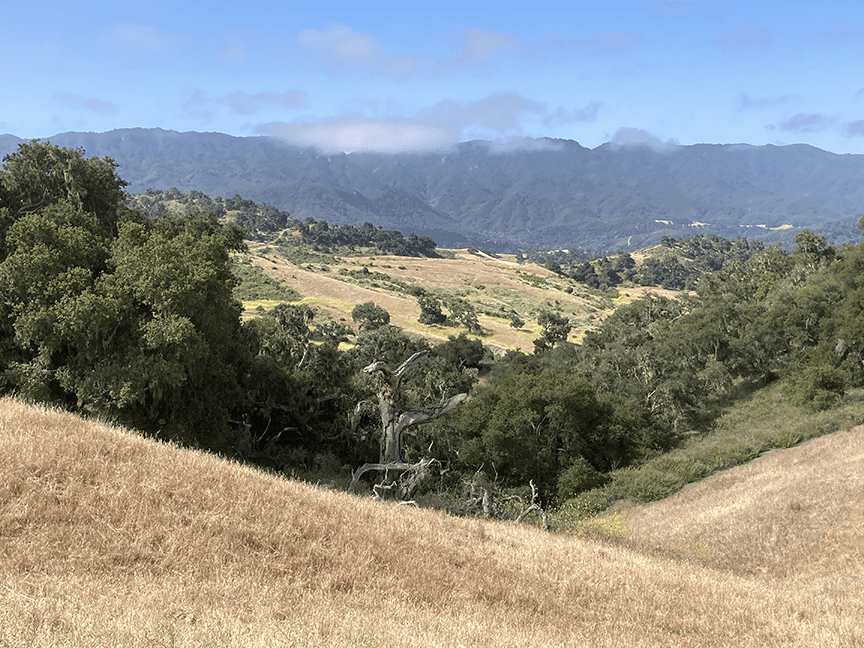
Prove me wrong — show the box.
[349,352,467,499]
[513,480,549,529]
[457,472,549,529]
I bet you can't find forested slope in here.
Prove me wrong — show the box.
[5,129,864,250]
[2,140,864,514]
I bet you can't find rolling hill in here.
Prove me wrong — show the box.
[1,396,862,647]
[238,242,668,353]
[3,129,864,251]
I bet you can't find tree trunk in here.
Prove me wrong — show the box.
[349,352,467,498]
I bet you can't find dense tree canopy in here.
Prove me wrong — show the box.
[0,142,251,449]
[7,140,864,510]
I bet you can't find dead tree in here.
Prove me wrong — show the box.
[456,471,549,529]
[349,351,467,499]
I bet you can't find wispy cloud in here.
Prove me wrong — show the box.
[845,120,864,137]
[254,91,599,153]
[776,113,835,133]
[296,25,532,78]
[55,92,118,114]
[545,30,641,55]
[738,93,792,110]
[417,92,546,134]
[296,24,428,78]
[418,92,599,138]
[610,127,680,152]
[434,28,531,75]
[716,21,773,50]
[184,90,308,117]
[109,23,180,53]
[543,102,602,126]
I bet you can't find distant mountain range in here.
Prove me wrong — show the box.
[3,128,863,251]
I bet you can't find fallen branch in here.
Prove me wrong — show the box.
[348,457,441,500]
[456,473,549,529]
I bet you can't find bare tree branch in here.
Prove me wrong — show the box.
[353,352,466,500]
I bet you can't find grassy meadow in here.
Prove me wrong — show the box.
[2,396,863,647]
[241,243,673,352]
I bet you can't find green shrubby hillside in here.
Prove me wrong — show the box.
[3,140,863,517]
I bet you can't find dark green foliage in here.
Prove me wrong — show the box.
[534,310,572,352]
[351,301,391,331]
[431,333,486,371]
[2,140,128,230]
[557,457,608,502]
[417,293,446,325]
[348,326,430,374]
[299,218,438,257]
[792,228,835,268]
[0,142,252,452]
[452,370,663,502]
[784,362,847,412]
[0,144,251,449]
[443,298,482,334]
[508,312,525,329]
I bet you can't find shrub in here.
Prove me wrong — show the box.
[557,456,608,501]
[351,301,391,331]
[784,363,848,412]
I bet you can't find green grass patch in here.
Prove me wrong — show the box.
[299,295,359,318]
[241,299,286,313]
[554,382,864,528]
[232,259,301,302]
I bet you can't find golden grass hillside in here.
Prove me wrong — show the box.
[620,425,864,584]
[244,244,674,352]
[2,396,863,647]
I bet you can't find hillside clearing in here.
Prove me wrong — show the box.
[243,244,678,352]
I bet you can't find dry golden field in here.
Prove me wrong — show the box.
[621,425,864,582]
[2,397,863,647]
[244,244,673,353]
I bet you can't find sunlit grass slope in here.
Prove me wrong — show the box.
[621,424,864,584]
[2,396,862,647]
[244,244,672,353]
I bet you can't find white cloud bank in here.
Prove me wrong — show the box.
[255,93,602,153]
[256,117,452,153]
[609,127,680,152]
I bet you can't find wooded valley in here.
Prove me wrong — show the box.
[2,140,863,519]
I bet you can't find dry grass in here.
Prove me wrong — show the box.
[2,397,863,647]
[246,246,620,353]
[621,425,864,584]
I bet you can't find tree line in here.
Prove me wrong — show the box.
[128,188,440,256]
[298,217,439,257]
[528,234,766,290]
[2,140,861,512]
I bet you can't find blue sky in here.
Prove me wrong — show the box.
[3,0,864,154]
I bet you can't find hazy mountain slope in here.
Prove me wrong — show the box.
[2,396,862,647]
[3,128,863,250]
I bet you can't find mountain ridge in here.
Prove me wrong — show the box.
[2,128,863,251]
